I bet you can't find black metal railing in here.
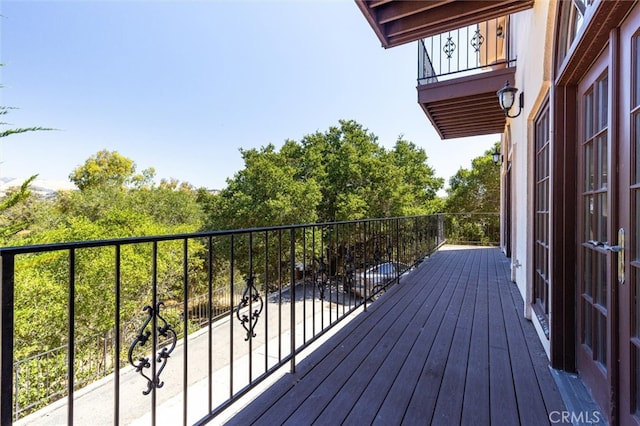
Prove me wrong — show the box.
[11,285,242,418]
[1,215,447,424]
[418,17,516,85]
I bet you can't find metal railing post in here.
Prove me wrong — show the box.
[68,249,76,425]
[290,228,296,373]
[1,254,15,425]
[114,245,121,426]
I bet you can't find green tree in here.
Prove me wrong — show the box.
[211,143,322,230]
[208,120,443,228]
[444,142,501,245]
[0,176,38,239]
[11,152,207,360]
[384,138,444,216]
[68,149,155,190]
[445,142,500,213]
[292,120,443,221]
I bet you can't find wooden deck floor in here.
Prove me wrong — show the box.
[225,246,566,425]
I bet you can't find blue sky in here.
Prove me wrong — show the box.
[1,0,499,191]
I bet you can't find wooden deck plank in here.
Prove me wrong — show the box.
[225,291,400,424]
[430,251,479,425]
[338,267,455,423]
[318,253,461,425]
[244,257,449,424]
[252,299,407,424]
[224,247,567,426]
[495,250,555,425]
[288,261,449,424]
[371,250,471,424]
[461,249,491,425]
[403,248,476,423]
[503,264,567,416]
[487,249,520,426]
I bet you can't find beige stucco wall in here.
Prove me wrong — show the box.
[503,0,556,355]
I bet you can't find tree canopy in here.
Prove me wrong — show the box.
[445,141,500,213]
[207,120,444,229]
[68,149,156,190]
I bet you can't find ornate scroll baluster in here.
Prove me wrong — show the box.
[128,302,177,395]
[443,35,456,59]
[236,276,264,341]
[471,27,485,53]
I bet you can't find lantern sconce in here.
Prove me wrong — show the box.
[497,80,523,118]
[492,149,502,165]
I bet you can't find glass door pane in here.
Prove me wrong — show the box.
[581,72,609,370]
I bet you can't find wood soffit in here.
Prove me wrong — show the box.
[355,0,534,48]
[417,67,516,139]
[556,0,637,85]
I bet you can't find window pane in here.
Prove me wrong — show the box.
[598,76,609,132]
[635,113,640,184]
[583,300,592,347]
[635,190,640,262]
[635,346,640,415]
[596,252,607,307]
[635,272,640,338]
[585,142,594,191]
[598,134,608,189]
[585,195,594,241]
[597,311,607,367]
[584,247,593,296]
[635,36,640,108]
[585,91,594,138]
[544,179,549,211]
[533,105,550,317]
[597,192,608,243]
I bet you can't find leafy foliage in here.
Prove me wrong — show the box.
[68,149,155,190]
[443,142,501,245]
[0,175,40,239]
[0,104,54,138]
[209,120,443,228]
[209,143,322,230]
[445,141,500,213]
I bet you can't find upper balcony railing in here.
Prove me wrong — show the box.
[0,213,498,424]
[418,17,516,85]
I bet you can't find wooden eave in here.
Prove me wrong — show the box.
[355,0,534,48]
[418,66,516,139]
[556,0,637,85]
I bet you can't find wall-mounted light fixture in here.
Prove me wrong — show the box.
[497,80,523,118]
[492,149,502,165]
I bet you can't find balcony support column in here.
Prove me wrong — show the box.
[549,84,577,372]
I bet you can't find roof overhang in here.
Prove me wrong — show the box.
[355,0,534,48]
[418,66,516,139]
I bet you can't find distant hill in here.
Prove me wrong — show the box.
[0,177,77,198]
